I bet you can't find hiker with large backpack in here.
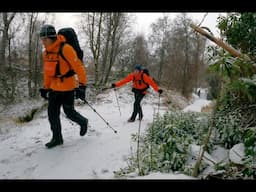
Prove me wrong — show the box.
[111,64,163,122]
[39,24,88,149]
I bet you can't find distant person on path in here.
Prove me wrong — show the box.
[39,24,88,149]
[197,88,201,98]
[111,64,163,122]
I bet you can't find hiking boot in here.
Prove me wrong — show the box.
[45,138,63,149]
[80,119,88,136]
[138,114,143,121]
[128,118,135,123]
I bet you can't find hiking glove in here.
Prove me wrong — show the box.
[39,88,49,100]
[111,83,116,88]
[158,89,163,95]
[75,85,86,100]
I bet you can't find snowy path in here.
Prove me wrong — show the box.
[0,88,169,179]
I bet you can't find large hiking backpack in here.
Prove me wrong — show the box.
[53,27,83,81]
[58,27,84,62]
[141,67,150,89]
[142,67,149,77]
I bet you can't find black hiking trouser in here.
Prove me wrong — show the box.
[130,89,145,121]
[48,90,88,141]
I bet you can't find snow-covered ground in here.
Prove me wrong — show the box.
[183,89,211,113]
[0,86,212,179]
[183,98,211,113]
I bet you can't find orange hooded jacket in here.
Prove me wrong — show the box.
[43,35,87,91]
[115,71,160,94]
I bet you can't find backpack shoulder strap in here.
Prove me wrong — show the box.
[141,72,149,88]
[59,42,68,63]
[141,72,146,83]
[57,42,75,81]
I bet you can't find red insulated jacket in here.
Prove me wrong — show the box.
[115,71,160,94]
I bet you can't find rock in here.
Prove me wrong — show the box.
[229,143,245,165]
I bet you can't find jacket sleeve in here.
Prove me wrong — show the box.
[115,73,134,88]
[143,74,160,92]
[42,52,51,89]
[62,44,87,86]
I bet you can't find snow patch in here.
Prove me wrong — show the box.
[183,99,212,112]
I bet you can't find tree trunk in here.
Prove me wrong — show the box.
[103,14,120,84]
[28,13,39,98]
[99,17,111,85]
[157,48,164,84]
[33,35,40,97]
[0,13,15,103]
[190,23,241,57]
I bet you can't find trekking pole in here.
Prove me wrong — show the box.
[113,88,121,116]
[137,116,142,175]
[157,93,161,115]
[83,99,117,134]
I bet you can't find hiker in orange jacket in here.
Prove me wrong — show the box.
[111,64,163,122]
[39,24,88,148]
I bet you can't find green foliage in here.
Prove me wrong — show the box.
[209,162,255,179]
[206,17,256,150]
[240,76,256,101]
[212,73,256,150]
[243,128,256,160]
[213,76,256,149]
[213,77,256,149]
[213,107,243,149]
[216,76,256,109]
[207,13,256,103]
[209,53,238,78]
[206,47,253,101]
[206,72,220,100]
[217,13,256,62]
[115,111,211,177]
[208,53,254,81]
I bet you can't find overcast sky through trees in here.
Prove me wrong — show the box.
[53,12,225,37]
